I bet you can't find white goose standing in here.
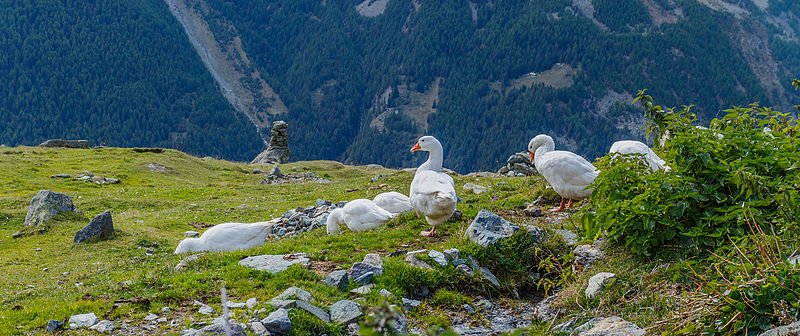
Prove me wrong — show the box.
[174,221,276,254]
[326,199,395,235]
[410,136,457,236]
[609,140,670,172]
[528,134,598,212]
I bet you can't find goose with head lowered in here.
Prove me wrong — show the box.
[528,134,598,212]
[410,136,457,237]
[373,191,413,214]
[174,220,276,254]
[326,199,395,235]
[609,140,670,172]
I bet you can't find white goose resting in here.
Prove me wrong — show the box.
[326,199,395,235]
[528,134,598,212]
[609,140,670,172]
[373,191,413,214]
[174,221,276,254]
[410,136,457,236]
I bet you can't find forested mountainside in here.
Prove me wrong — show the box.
[0,0,263,161]
[1,0,799,171]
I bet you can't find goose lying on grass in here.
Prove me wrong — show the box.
[609,140,670,172]
[326,199,395,235]
[528,134,598,212]
[373,191,412,214]
[174,221,275,254]
[410,136,457,236]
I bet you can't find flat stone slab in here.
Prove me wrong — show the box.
[577,316,645,336]
[238,253,310,274]
[330,300,363,325]
[295,300,330,323]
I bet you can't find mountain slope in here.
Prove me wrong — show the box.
[0,0,263,161]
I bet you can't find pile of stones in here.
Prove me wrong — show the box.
[497,152,538,177]
[259,166,333,185]
[252,121,291,165]
[266,199,346,239]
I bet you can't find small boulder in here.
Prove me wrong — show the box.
[405,250,433,270]
[273,286,314,302]
[323,270,349,290]
[24,190,81,227]
[262,308,291,335]
[443,248,460,261]
[574,240,605,272]
[350,261,383,282]
[428,250,447,266]
[68,312,98,329]
[577,316,645,336]
[295,300,330,323]
[46,320,64,332]
[465,210,522,246]
[478,267,500,287]
[401,298,421,311]
[330,300,363,325]
[238,253,310,274]
[585,272,616,298]
[351,284,375,295]
[88,320,114,333]
[74,211,114,243]
[269,165,283,178]
[462,183,489,194]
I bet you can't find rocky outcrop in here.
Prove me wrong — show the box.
[24,190,82,227]
[497,152,538,177]
[252,121,290,164]
[39,139,89,148]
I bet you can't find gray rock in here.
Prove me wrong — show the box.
[52,173,72,178]
[353,271,374,285]
[39,139,89,148]
[585,272,616,298]
[554,229,578,246]
[533,294,561,321]
[405,250,433,270]
[74,211,114,243]
[273,286,314,302]
[379,289,394,298]
[268,300,296,309]
[476,299,493,309]
[197,304,214,315]
[463,304,475,314]
[252,121,291,164]
[226,301,247,309]
[362,253,383,268]
[443,248,460,261]
[269,165,283,178]
[89,320,114,333]
[573,317,604,334]
[250,321,271,336]
[24,190,81,227]
[577,316,645,336]
[574,240,605,272]
[428,250,448,266]
[184,231,200,237]
[68,312,98,329]
[315,199,332,207]
[196,319,247,336]
[144,313,158,321]
[295,300,330,323]
[401,298,421,311]
[262,308,291,334]
[246,297,258,309]
[787,255,800,266]
[462,183,489,194]
[323,270,349,290]
[761,321,800,336]
[253,168,266,174]
[350,261,384,282]
[351,284,375,295]
[456,264,474,276]
[46,319,64,332]
[238,253,310,274]
[479,267,500,287]
[389,306,409,335]
[330,300,363,324]
[465,210,522,246]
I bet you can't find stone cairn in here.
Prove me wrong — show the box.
[267,199,347,239]
[252,121,291,165]
[497,152,538,177]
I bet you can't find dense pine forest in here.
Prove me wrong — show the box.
[1,0,799,171]
[0,0,263,161]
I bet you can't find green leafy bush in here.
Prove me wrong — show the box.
[583,91,800,256]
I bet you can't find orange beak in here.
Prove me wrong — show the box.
[411,142,421,152]
[530,152,534,164]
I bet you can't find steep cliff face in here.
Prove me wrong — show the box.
[164,0,288,144]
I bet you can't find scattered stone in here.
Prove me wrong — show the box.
[456,264,474,276]
[497,152,538,176]
[402,298,421,311]
[238,253,310,274]
[554,229,578,246]
[463,304,475,314]
[476,299,493,309]
[574,239,605,272]
[196,302,214,315]
[428,250,448,266]
[273,286,314,302]
[46,320,64,332]
[533,294,561,321]
[51,173,71,178]
[269,165,283,178]
[250,321,269,336]
[323,270,349,290]
[68,312,98,329]
[12,231,23,238]
[195,319,246,336]
[462,183,489,194]
[576,316,645,336]
[585,272,616,298]
[315,199,332,207]
[226,301,247,309]
[268,300,297,309]
[362,253,383,268]
[379,289,394,298]
[405,250,433,269]
[295,300,330,323]
[183,231,200,237]
[24,190,81,227]
[39,139,89,148]
[351,284,375,295]
[479,267,500,287]
[262,308,291,335]
[252,121,291,164]
[350,261,383,284]
[144,313,158,321]
[523,203,543,217]
[443,248,460,261]
[89,320,114,333]
[74,211,114,243]
[353,271,374,285]
[330,300,363,324]
[465,210,522,246]
[246,298,258,309]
